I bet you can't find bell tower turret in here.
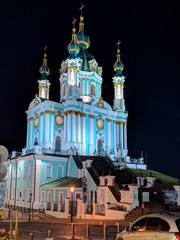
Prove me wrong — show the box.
[38,46,51,99]
[113,41,125,111]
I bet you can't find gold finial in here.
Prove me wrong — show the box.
[72,18,77,29]
[79,3,85,16]
[44,45,47,57]
[116,40,121,53]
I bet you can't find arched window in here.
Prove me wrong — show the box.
[28,164,32,178]
[34,137,38,146]
[78,82,81,95]
[55,136,61,152]
[90,84,95,95]
[23,163,26,178]
[97,139,103,153]
[46,163,52,178]
[63,84,66,97]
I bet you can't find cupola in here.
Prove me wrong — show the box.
[67,18,80,58]
[76,4,90,50]
[113,40,124,77]
[39,45,50,80]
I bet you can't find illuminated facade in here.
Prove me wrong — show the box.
[25,15,129,161]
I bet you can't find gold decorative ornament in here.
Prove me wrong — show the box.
[55,115,64,127]
[30,117,33,121]
[82,113,86,117]
[89,114,95,119]
[45,110,50,114]
[34,117,39,128]
[40,112,44,116]
[107,119,112,123]
[34,94,39,106]
[98,97,104,108]
[96,118,104,130]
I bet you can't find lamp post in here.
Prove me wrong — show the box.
[29,193,32,222]
[70,187,75,223]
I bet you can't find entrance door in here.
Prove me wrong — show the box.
[55,136,61,152]
[97,139,103,153]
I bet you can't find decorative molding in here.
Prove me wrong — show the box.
[89,114,95,119]
[82,113,86,117]
[71,110,76,115]
[30,117,33,121]
[45,110,50,114]
[124,122,127,125]
[107,119,112,123]
[40,112,44,116]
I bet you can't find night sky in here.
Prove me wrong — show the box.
[1,0,180,178]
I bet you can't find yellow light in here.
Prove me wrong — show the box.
[70,187,75,193]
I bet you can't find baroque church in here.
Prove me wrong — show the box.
[4,8,146,220]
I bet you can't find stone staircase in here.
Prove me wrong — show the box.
[121,203,163,227]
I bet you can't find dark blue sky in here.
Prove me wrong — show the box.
[1,0,180,178]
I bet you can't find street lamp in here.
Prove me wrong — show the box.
[29,193,32,222]
[70,187,75,223]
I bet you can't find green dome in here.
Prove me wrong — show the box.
[39,51,50,80]
[67,28,80,58]
[114,49,124,77]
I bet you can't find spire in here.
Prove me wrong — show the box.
[76,3,90,50]
[39,45,50,80]
[67,18,80,58]
[113,40,124,77]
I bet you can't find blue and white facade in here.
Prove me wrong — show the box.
[4,12,145,219]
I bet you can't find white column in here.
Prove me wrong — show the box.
[86,79,89,95]
[50,112,55,147]
[72,111,76,142]
[29,117,33,149]
[120,121,124,150]
[40,112,44,146]
[124,122,127,149]
[82,113,86,154]
[107,119,111,154]
[116,121,119,148]
[67,111,71,142]
[44,110,50,148]
[64,113,67,142]
[113,120,117,152]
[89,115,94,155]
[26,119,30,148]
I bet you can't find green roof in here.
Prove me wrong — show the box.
[40,177,82,188]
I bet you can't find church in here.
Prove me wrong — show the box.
[4,7,146,220]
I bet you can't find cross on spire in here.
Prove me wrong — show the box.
[72,18,77,28]
[116,40,121,50]
[44,45,47,57]
[79,3,85,16]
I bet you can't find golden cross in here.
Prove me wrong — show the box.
[79,3,85,16]
[72,18,77,28]
[116,40,121,50]
[44,45,47,53]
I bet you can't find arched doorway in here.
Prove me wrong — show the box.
[97,139,103,153]
[55,136,61,152]
[34,137,38,146]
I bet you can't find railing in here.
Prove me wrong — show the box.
[26,148,68,156]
